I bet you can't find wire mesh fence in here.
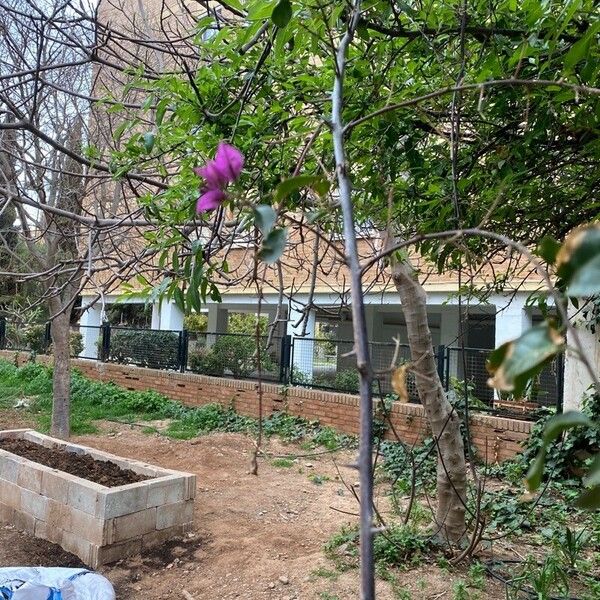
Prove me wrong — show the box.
[0,318,565,417]
[106,326,181,370]
[290,337,416,398]
[446,346,563,413]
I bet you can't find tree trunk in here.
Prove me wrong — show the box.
[49,309,71,439]
[390,254,467,543]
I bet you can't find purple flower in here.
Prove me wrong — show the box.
[194,143,244,213]
[197,188,227,213]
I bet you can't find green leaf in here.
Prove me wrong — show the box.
[564,22,600,70]
[557,224,600,294]
[542,411,593,444]
[113,121,128,143]
[209,284,222,302]
[156,100,168,126]
[247,0,277,21]
[258,227,287,263]
[253,205,277,236]
[487,324,564,395]
[584,454,600,488]
[537,236,561,265]
[525,450,546,492]
[272,0,292,27]
[274,175,329,201]
[174,287,185,313]
[567,253,600,297]
[143,132,155,154]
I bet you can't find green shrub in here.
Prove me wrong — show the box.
[333,369,359,392]
[184,312,208,332]
[311,368,360,393]
[190,335,278,379]
[324,524,360,570]
[108,329,179,369]
[69,332,83,356]
[373,524,429,566]
[188,346,224,376]
[492,393,600,486]
[213,334,258,377]
[22,324,47,353]
[228,312,267,335]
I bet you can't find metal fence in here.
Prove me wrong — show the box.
[290,337,416,398]
[0,318,565,417]
[445,346,564,412]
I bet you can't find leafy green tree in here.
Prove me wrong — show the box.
[94,0,599,594]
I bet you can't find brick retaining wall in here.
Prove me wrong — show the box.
[0,351,531,462]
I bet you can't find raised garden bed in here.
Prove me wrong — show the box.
[0,438,148,487]
[0,429,196,567]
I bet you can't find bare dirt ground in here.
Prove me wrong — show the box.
[0,417,508,599]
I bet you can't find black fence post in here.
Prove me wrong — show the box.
[100,322,111,362]
[436,344,447,389]
[178,329,189,373]
[0,317,6,350]
[279,334,292,384]
[44,322,52,353]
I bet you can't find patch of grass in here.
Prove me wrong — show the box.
[271,458,295,468]
[309,473,330,485]
[0,359,357,451]
[324,524,359,571]
[373,524,429,567]
[141,426,159,435]
[467,562,486,591]
[376,564,413,599]
[452,579,470,600]
[311,566,338,580]
[318,593,339,600]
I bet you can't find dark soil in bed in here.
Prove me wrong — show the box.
[0,439,149,487]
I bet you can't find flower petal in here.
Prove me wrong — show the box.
[214,142,244,182]
[196,160,228,189]
[196,188,226,213]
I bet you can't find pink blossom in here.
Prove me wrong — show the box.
[196,188,226,213]
[194,143,244,213]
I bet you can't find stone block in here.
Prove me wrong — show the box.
[0,501,14,523]
[96,538,142,567]
[22,431,58,450]
[41,470,69,504]
[17,464,43,493]
[0,452,26,484]
[68,478,103,515]
[12,508,35,532]
[61,530,94,566]
[101,481,149,519]
[142,523,186,548]
[156,500,194,530]
[146,476,185,508]
[112,508,156,543]
[0,480,21,509]
[20,488,48,521]
[0,429,30,440]
[46,498,69,529]
[67,506,109,546]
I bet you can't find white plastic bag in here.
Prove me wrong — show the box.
[0,567,115,600]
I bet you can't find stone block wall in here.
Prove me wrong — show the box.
[0,429,195,567]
